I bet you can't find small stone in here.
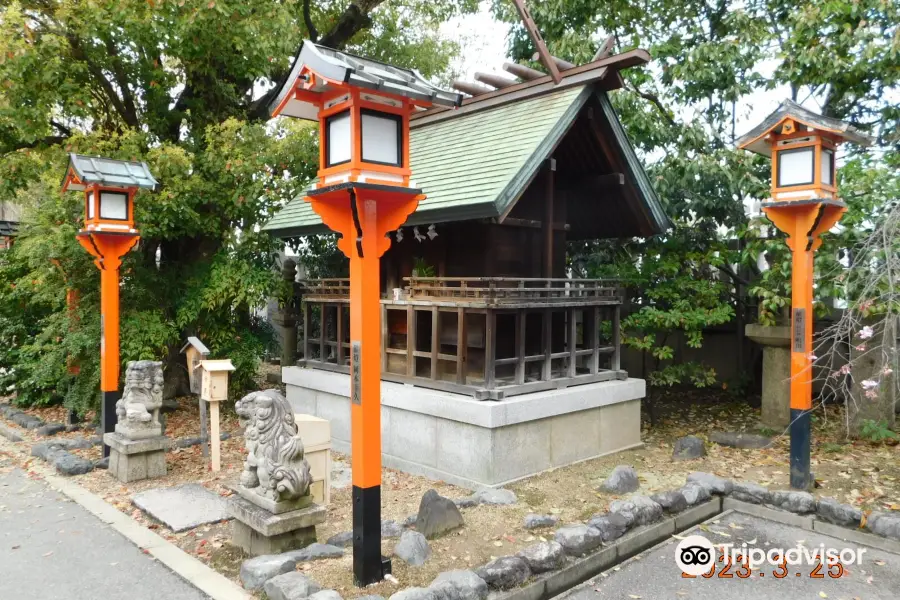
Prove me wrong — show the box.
[472,488,517,505]
[650,490,688,513]
[516,541,565,573]
[679,482,712,506]
[672,436,706,460]
[866,512,900,541]
[0,403,20,418]
[93,457,110,470]
[709,431,771,449]
[309,590,343,600]
[36,423,66,437]
[475,556,531,589]
[358,596,385,600]
[731,482,770,505]
[609,495,662,527]
[326,531,353,548]
[264,572,322,600]
[241,554,298,590]
[394,530,432,566]
[0,423,23,443]
[286,543,345,562]
[416,489,464,539]
[402,513,418,528]
[382,520,404,538]
[598,465,639,494]
[454,497,479,508]
[523,513,558,529]
[389,588,436,600]
[816,497,862,527]
[686,472,733,495]
[586,513,629,542]
[554,524,602,556]
[51,451,94,476]
[769,490,815,514]
[175,436,204,448]
[11,412,43,429]
[429,570,488,600]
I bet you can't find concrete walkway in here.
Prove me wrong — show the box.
[558,510,900,600]
[0,457,209,600]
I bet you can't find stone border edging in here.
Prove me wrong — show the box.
[490,498,722,600]
[0,436,251,600]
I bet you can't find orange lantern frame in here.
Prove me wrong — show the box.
[270,41,461,585]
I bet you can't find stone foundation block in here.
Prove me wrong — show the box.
[104,433,169,483]
[228,494,326,556]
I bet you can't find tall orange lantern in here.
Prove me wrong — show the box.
[738,100,871,489]
[62,154,158,457]
[269,42,461,585]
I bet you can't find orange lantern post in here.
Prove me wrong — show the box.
[269,42,461,585]
[62,154,159,457]
[738,101,872,489]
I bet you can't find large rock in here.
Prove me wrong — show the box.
[586,513,629,542]
[263,571,322,600]
[866,513,900,541]
[731,481,770,505]
[390,588,436,600]
[554,524,603,556]
[672,436,706,460]
[472,488,518,505]
[285,543,345,562]
[769,490,815,514]
[0,423,23,443]
[816,497,862,527]
[679,482,712,506]
[598,465,639,494]
[11,412,43,429]
[516,541,565,573]
[416,489,464,539]
[241,554,297,590]
[383,520,404,538]
[687,472,733,495]
[429,570,488,600]
[475,556,531,589]
[52,452,94,476]
[36,423,66,437]
[523,513,558,529]
[650,490,688,513]
[709,431,771,449]
[394,530,432,566]
[326,531,353,548]
[608,495,663,527]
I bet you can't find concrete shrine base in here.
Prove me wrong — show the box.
[104,433,170,484]
[283,367,645,489]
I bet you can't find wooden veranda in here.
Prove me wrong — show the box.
[299,277,625,400]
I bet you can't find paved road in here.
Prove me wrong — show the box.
[0,457,208,600]
[559,511,900,600]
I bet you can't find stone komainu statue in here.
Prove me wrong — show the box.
[235,389,312,503]
[116,360,164,428]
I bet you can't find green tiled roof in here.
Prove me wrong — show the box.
[263,85,590,237]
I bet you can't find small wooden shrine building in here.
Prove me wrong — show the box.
[264,44,669,487]
[0,202,19,250]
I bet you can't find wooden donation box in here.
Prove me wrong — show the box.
[199,359,235,471]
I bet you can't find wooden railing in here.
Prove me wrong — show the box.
[403,277,619,303]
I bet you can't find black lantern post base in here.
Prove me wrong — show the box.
[789,408,813,490]
[352,485,391,586]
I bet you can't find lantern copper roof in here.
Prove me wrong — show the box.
[269,40,464,120]
[62,154,159,192]
[737,99,873,157]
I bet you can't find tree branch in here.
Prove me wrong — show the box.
[103,37,140,126]
[303,0,318,43]
[628,81,678,128]
[66,34,139,128]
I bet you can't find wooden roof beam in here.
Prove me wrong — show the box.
[531,52,575,71]
[593,36,615,61]
[474,72,519,89]
[503,61,545,81]
[452,80,495,96]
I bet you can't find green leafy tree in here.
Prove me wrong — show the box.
[0,0,475,414]
[494,0,898,389]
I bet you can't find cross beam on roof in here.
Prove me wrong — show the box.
[503,61,545,81]
[474,72,519,89]
[452,80,495,96]
[531,52,575,71]
[593,36,615,60]
[511,0,562,84]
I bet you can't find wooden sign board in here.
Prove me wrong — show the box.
[180,336,210,394]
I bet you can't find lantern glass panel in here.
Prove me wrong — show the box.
[820,148,834,186]
[326,111,351,166]
[87,191,96,219]
[99,191,128,220]
[361,110,401,166]
[777,147,814,187]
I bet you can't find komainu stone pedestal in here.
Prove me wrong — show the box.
[227,493,325,556]
[104,432,170,483]
[745,324,791,429]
